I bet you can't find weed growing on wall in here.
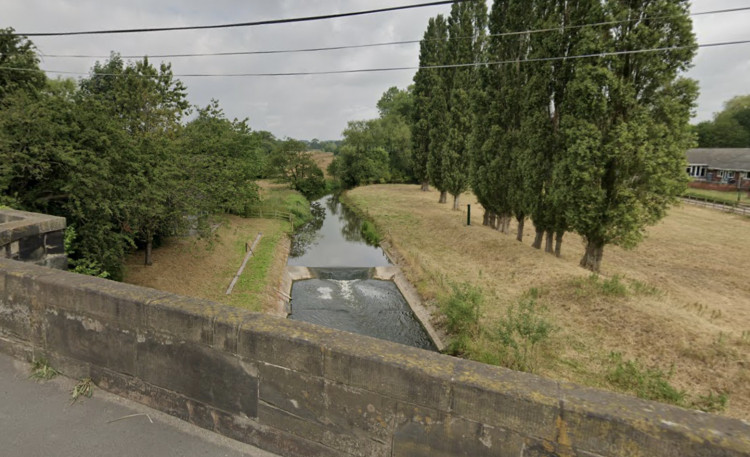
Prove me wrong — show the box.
[71,378,94,404]
[29,358,59,381]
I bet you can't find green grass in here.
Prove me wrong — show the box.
[685,188,749,206]
[605,352,730,412]
[606,352,685,404]
[225,230,282,311]
[360,221,381,245]
[255,186,313,229]
[571,274,661,298]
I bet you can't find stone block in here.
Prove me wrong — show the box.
[392,402,526,457]
[451,358,561,442]
[324,380,397,443]
[44,230,65,255]
[238,316,329,377]
[18,235,45,261]
[258,364,391,457]
[44,308,138,376]
[146,295,218,343]
[1,262,58,342]
[323,329,455,410]
[34,271,155,332]
[43,254,68,270]
[92,364,191,421]
[259,363,325,422]
[559,382,750,457]
[135,338,258,417]
[216,409,353,457]
[210,306,250,353]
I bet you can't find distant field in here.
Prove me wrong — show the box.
[309,151,335,179]
[347,184,750,420]
[123,181,304,314]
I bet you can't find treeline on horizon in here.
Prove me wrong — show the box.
[331,0,699,272]
[0,28,321,280]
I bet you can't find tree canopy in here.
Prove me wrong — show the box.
[0,31,285,278]
[695,95,750,148]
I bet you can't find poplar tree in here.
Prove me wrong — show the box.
[412,17,446,192]
[559,0,697,271]
[442,1,487,210]
[478,0,531,232]
[420,15,451,203]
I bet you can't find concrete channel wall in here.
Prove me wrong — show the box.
[0,258,748,457]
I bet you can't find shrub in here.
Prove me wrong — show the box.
[494,289,554,372]
[440,282,483,354]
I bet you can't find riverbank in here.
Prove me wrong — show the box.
[123,182,308,313]
[345,184,750,420]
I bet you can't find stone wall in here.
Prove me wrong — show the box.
[0,209,67,270]
[0,258,748,457]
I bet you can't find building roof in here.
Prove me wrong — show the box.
[686,148,750,172]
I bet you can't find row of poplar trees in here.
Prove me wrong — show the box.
[412,0,697,272]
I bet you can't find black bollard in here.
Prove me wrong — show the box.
[467,204,471,226]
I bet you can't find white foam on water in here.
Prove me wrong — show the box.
[331,280,358,301]
[317,287,333,300]
[354,282,389,300]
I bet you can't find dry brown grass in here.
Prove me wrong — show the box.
[310,151,335,179]
[347,184,750,420]
[123,215,289,314]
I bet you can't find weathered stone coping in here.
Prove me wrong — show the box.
[0,208,67,269]
[1,258,748,457]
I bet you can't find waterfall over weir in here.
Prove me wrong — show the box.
[290,268,435,350]
[287,196,435,351]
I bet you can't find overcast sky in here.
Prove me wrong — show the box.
[2,0,749,140]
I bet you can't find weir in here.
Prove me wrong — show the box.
[286,195,435,350]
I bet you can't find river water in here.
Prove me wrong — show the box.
[288,195,434,350]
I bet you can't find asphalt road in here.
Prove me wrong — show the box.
[0,352,278,457]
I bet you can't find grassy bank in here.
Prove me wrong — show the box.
[346,184,750,420]
[124,182,309,313]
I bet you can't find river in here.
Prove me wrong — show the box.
[287,195,434,350]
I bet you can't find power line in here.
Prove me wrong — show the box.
[15,0,466,37]
[33,5,750,60]
[8,38,750,78]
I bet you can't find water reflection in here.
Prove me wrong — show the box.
[289,201,325,258]
[288,195,390,267]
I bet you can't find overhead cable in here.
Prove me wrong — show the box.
[15,0,466,37]
[33,5,750,60]
[7,38,750,78]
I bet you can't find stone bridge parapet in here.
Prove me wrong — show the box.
[0,258,748,457]
[0,209,67,270]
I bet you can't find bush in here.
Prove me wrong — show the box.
[494,289,554,372]
[440,282,483,354]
